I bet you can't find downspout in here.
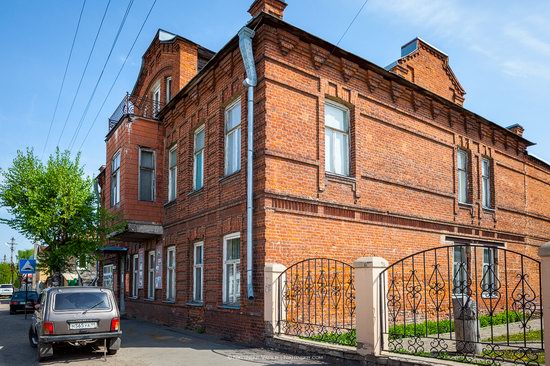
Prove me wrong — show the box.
[238,26,257,300]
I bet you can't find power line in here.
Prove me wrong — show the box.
[42,0,87,157]
[329,0,370,56]
[56,0,113,148]
[77,0,158,152]
[67,0,136,150]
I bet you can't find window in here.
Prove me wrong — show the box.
[224,99,241,175]
[166,246,176,301]
[482,247,498,298]
[132,254,139,298]
[152,84,161,117]
[168,145,177,201]
[110,152,121,206]
[54,292,110,311]
[482,158,492,208]
[325,101,350,176]
[147,250,155,299]
[103,265,113,290]
[193,242,204,302]
[457,149,469,204]
[139,149,155,201]
[223,233,240,306]
[194,126,205,190]
[452,246,468,296]
[166,77,172,102]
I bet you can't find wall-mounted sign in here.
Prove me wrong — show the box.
[155,245,162,289]
[138,248,144,289]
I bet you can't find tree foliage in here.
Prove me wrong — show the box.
[0,148,119,277]
[16,248,34,261]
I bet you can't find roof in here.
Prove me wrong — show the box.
[158,13,535,148]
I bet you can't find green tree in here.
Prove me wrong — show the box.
[16,248,34,261]
[0,148,119,284]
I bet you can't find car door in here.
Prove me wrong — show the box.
[34,292,46,337]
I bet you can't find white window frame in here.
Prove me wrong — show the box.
[452,245,468,296]
[152,84,161,117]
[147,250,155,300]
[138,148,156,201]
[193,125,205,191]
[482,247,498,298]
[166,246,176,301]
[324,101,350,176]
[224,99,241,176]
[168,145,177,202]
[132,254,139,298]
[193,242,204,303]
[110,151,121,206]
[457,149,469,204]
[222,233,241,306]
[103,264,114,290]
[482,157,492,209]
[166,76,172,102]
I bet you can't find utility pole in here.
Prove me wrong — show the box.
[5,237,17,284]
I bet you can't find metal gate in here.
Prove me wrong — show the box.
[379,244,544,365]
[275,258,356,345]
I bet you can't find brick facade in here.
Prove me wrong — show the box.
[97,1,550,344]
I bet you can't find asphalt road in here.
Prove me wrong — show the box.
[0,299,328,366]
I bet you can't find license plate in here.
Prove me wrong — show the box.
[69,322,97,330]
[19,301,25,304]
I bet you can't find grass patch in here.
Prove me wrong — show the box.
[302,329,356,347]
[389,311,524,338]
[483,329,543,343]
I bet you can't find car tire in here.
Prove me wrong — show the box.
[107,349,118,355]
[37,341,53,361]
[28,327,38,348]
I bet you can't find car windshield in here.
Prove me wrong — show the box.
[12,292,38,300]
[1,284,13,288]
[54,292,110,311]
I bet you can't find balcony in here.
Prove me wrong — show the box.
[108,93,165,132]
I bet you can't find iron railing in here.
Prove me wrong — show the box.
[108,93,164,131]
[276,258,355,345]
[379,244,544,365]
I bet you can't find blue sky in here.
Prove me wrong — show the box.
[1,0,549,259]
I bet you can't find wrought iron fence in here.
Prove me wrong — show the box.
[108,93,164,131]
[276,258,355,345]
[379,244,544,365]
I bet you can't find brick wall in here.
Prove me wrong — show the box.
[98,12,550,344]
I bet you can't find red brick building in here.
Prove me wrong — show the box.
[97,0,550,343]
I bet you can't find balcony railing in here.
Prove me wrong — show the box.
[109,93,164,131]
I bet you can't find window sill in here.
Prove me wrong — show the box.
[482,206,496,212]
[144,298,155,302]
[458,202,473,208]
[326,172,355,183]
[186,301,204,307]
[187,188,204,197]
[163,299,176,304]
[219,171,241,184]
[218,304,240,310]
[128,296,138,300]
[164,199,177,208]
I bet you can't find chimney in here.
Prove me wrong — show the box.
[248,0,287,19]
[507,124,525,137]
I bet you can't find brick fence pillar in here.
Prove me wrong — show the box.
[264,263,286,337]
[354,257,388,356]
[539,243,550,362]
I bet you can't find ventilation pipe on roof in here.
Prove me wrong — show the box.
[238,26,257,300]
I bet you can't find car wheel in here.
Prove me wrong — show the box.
[28,327,38,348]
[107,349,118,355]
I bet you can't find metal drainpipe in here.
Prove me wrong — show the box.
[238,26,257,300]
